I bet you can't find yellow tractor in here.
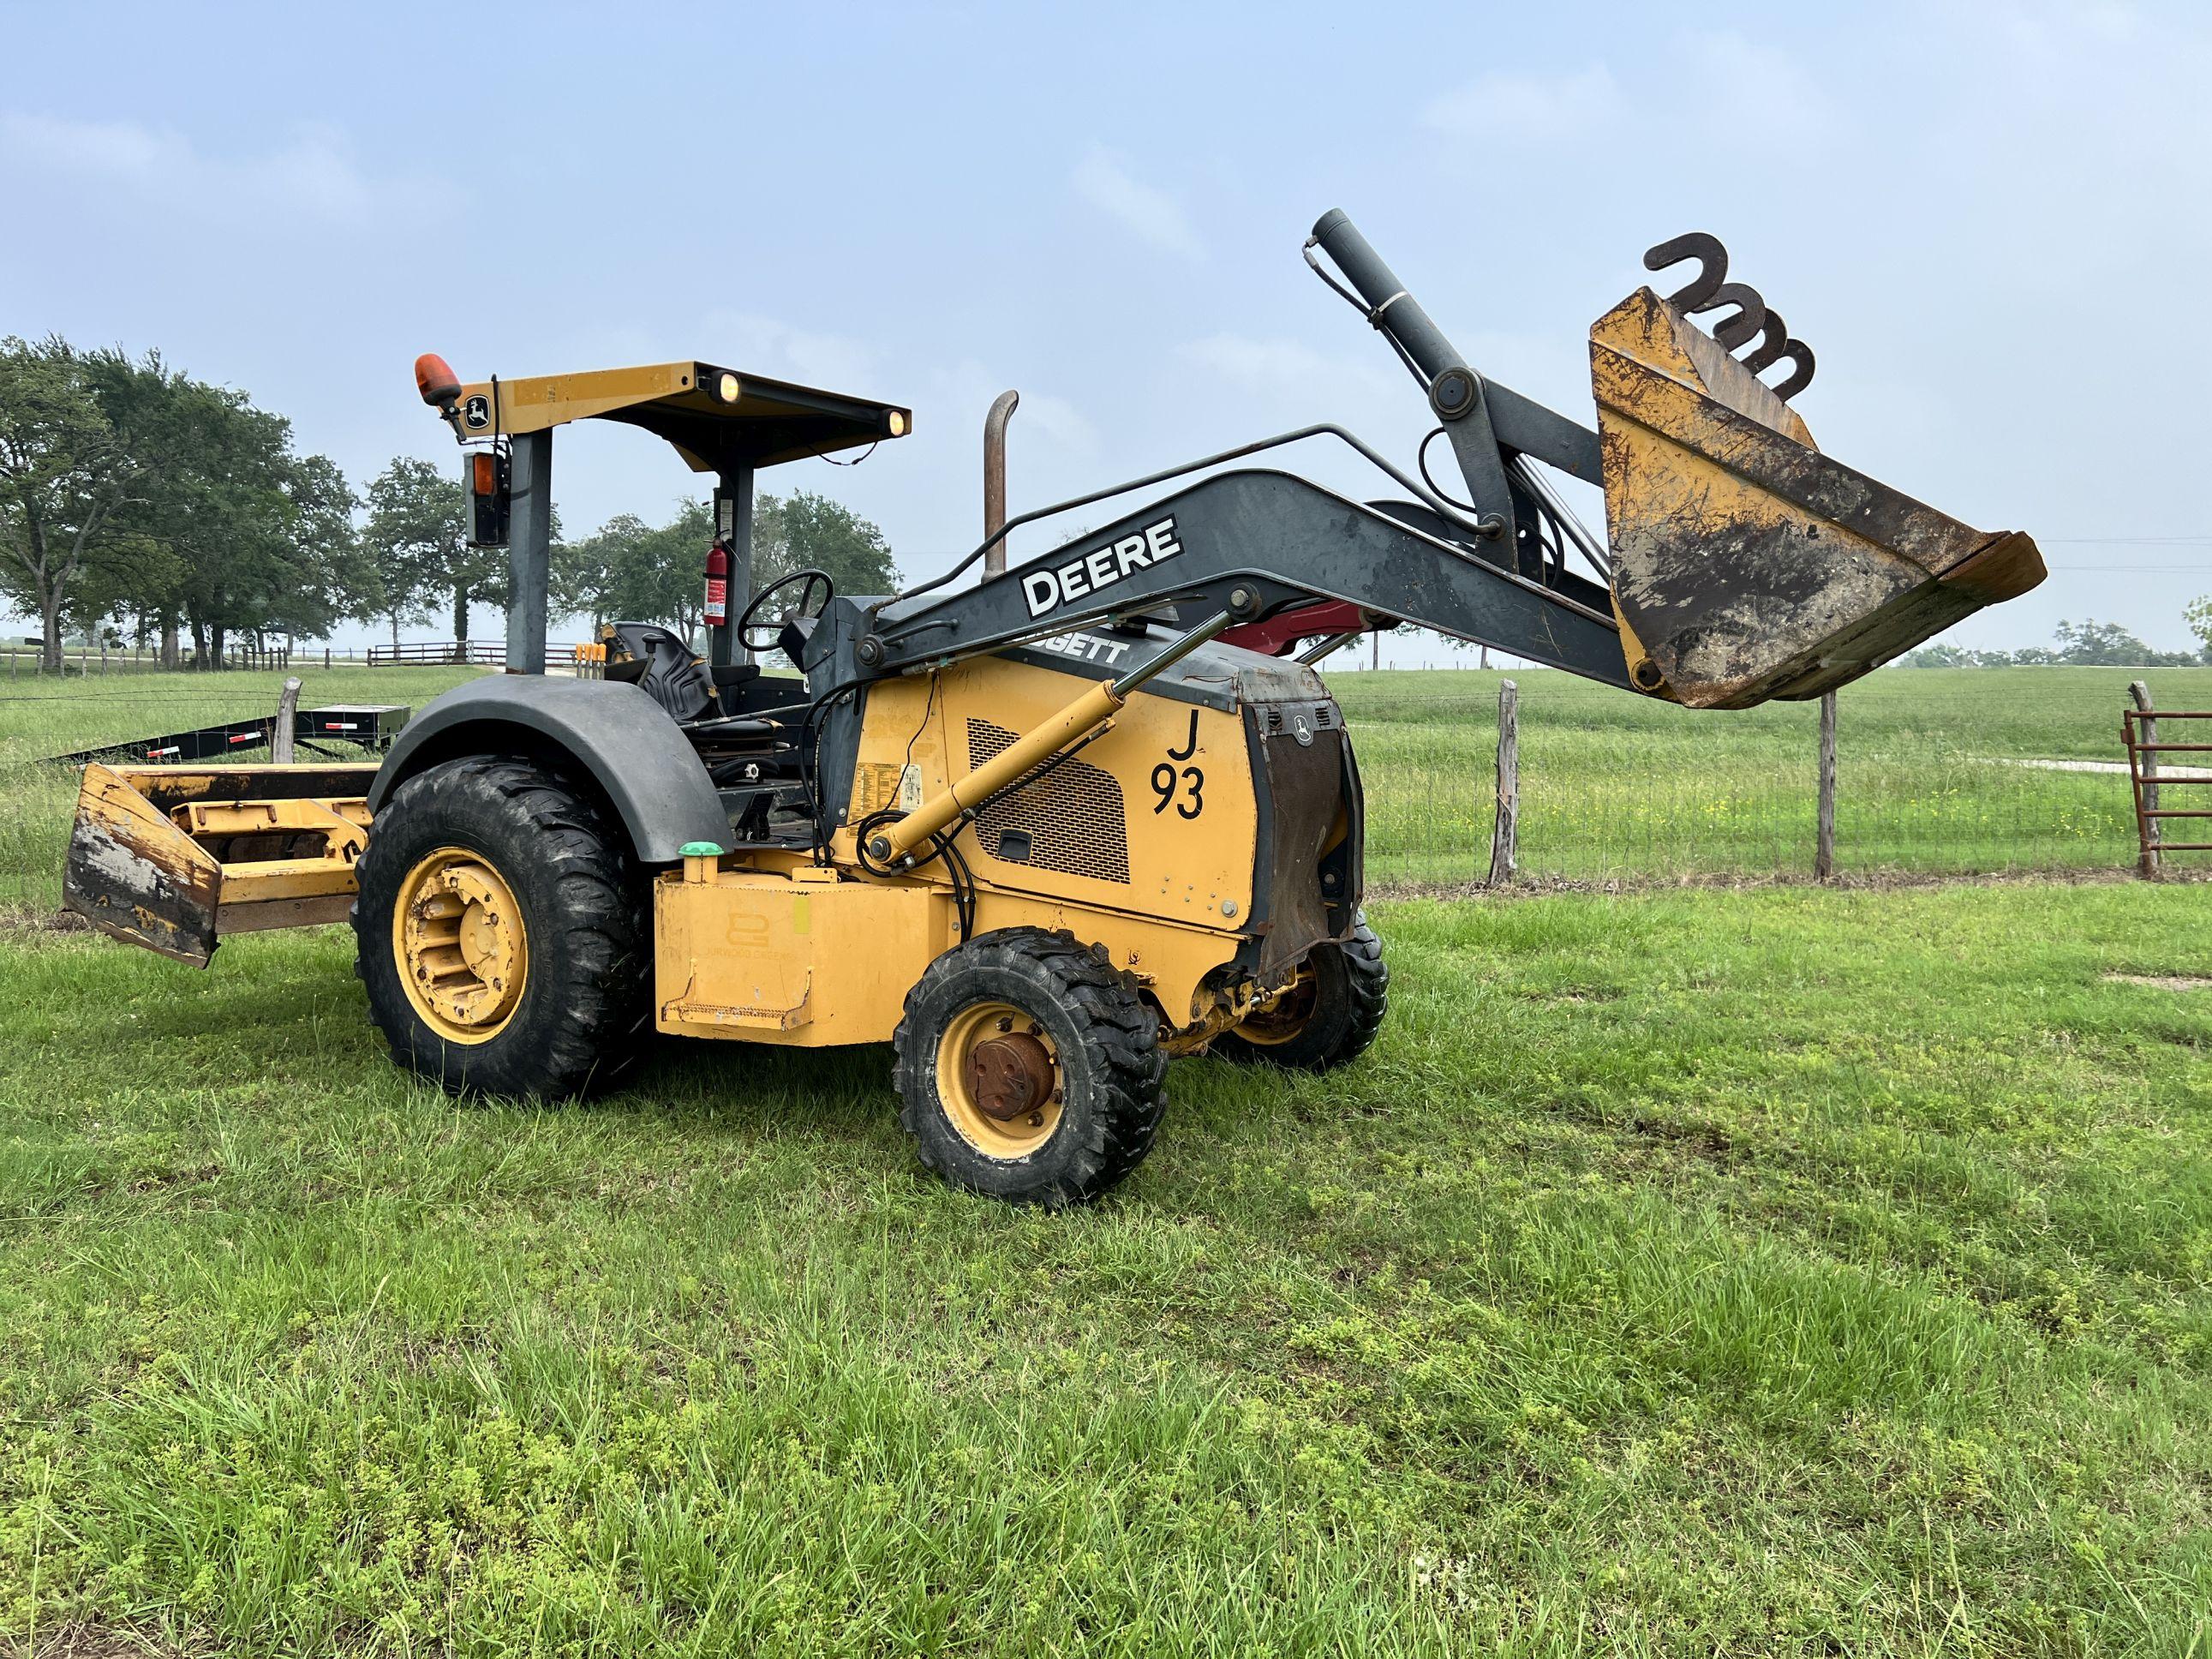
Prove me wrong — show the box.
[64,213,2043,1205]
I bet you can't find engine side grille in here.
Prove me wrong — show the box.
[965,718,1132,884]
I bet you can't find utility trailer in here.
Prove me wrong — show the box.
[49,704,410,768]
[63,213,2045,1205]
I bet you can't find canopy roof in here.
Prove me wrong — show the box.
[451,361,910,472]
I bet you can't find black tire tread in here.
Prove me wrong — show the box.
[1212,917,1388,1073]
[893,927,1165,1207]
[351,755,650,1099]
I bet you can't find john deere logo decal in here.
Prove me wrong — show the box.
[463,394,491,430]
[1022,517,1184,618]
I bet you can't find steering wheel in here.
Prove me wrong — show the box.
[737,567,834,654]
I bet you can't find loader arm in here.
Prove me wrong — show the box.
[864,209,2042,709]
[866,466,1633,688]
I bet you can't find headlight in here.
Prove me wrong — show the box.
[714,371,741,404]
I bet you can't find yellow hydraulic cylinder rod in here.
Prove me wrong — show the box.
[869,607,1238,865]
[873,680,1123,864]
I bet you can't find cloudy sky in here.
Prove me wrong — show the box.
[3,0,2206,660]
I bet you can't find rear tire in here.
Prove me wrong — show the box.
[894,928,1166,1207]
[1211,916,1388,1072]
[352,756,650,1099]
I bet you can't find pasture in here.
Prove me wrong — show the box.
[0,662,2187,919]
[1,664,2207,1654]
[1339,664,2196,884]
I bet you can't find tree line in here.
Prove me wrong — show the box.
[1898,618,2208,669]
[0,335,895,673]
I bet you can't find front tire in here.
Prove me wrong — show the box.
[894,928,1166,1207]
[1211,916,1388,1072]
[352,756,649,1099]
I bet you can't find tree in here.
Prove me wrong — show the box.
[556,501,713,644]
[265,452,368,646]
[555,490,896,648]
[2053,619,2161,666]
[2185,596,2212,663]
[81,352,354,668]
[362,458,498,647]
[0,336,149,672]
[753,488,897,597]
[1899,618,2200,669]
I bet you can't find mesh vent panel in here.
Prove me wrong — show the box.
[966,718,1131,884]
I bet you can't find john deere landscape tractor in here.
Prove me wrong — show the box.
[65,213,2044,1205]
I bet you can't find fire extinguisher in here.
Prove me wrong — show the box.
[703,538,729,633]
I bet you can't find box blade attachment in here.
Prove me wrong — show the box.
[62,763,380,966]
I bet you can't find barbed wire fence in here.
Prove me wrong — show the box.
[1345,674,2176,886]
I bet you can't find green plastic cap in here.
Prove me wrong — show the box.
[679,841,726,858]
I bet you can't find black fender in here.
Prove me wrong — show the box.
[368,677,731,863]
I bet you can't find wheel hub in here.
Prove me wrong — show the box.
[1235,964,1318,1045]
[937,1001,1063,1156]
[965,1032,1056,1121]
[392,847,528,1043]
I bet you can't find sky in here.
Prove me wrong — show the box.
[3,0,2208,663]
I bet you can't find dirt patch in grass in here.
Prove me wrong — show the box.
[2104,972,2212,991]
[0,902,92,938]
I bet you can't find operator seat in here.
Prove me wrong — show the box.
[602,623,716,723]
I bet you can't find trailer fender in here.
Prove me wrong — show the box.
[368,677,730,864]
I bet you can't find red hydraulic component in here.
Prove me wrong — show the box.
[1219,599,1371,657]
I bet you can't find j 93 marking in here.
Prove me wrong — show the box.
[1155,711,1205,817]
[1151,762,1204,818]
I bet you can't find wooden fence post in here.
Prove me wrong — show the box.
[2131,679,2159,876]
[1488,677,1520,885]
[1816,691,1838,881]
[272,676,302,764]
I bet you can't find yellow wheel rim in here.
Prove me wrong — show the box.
[937,1000,1063,1158]
[1232,965,1318,1047]
[392,846,529,1044]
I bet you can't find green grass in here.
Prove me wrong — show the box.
[3,668,2210,1650]
[4,880,2212,1654]
[0,666,481,916]
[0,665,2182,919]
[1335,665,2191,882]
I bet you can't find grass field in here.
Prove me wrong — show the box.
[1,664,2209,1651]
[0,663,2185,919]
[1333,664,2193,883]
[0,666,481,919]
[4,877,2210,1654]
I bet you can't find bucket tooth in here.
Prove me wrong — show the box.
[1590,285,2043,708]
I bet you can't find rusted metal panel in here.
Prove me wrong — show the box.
[63,764,225,965]
[1591,286,2045,709]
[215,895,357,934]
[62,764,379,967]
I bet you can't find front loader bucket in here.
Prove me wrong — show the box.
[63,763,378,965]
[1590,288,2044,708]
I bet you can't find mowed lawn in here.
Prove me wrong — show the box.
[4,877,2211,1655]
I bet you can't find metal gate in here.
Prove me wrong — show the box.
[2124,704,2212,873]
